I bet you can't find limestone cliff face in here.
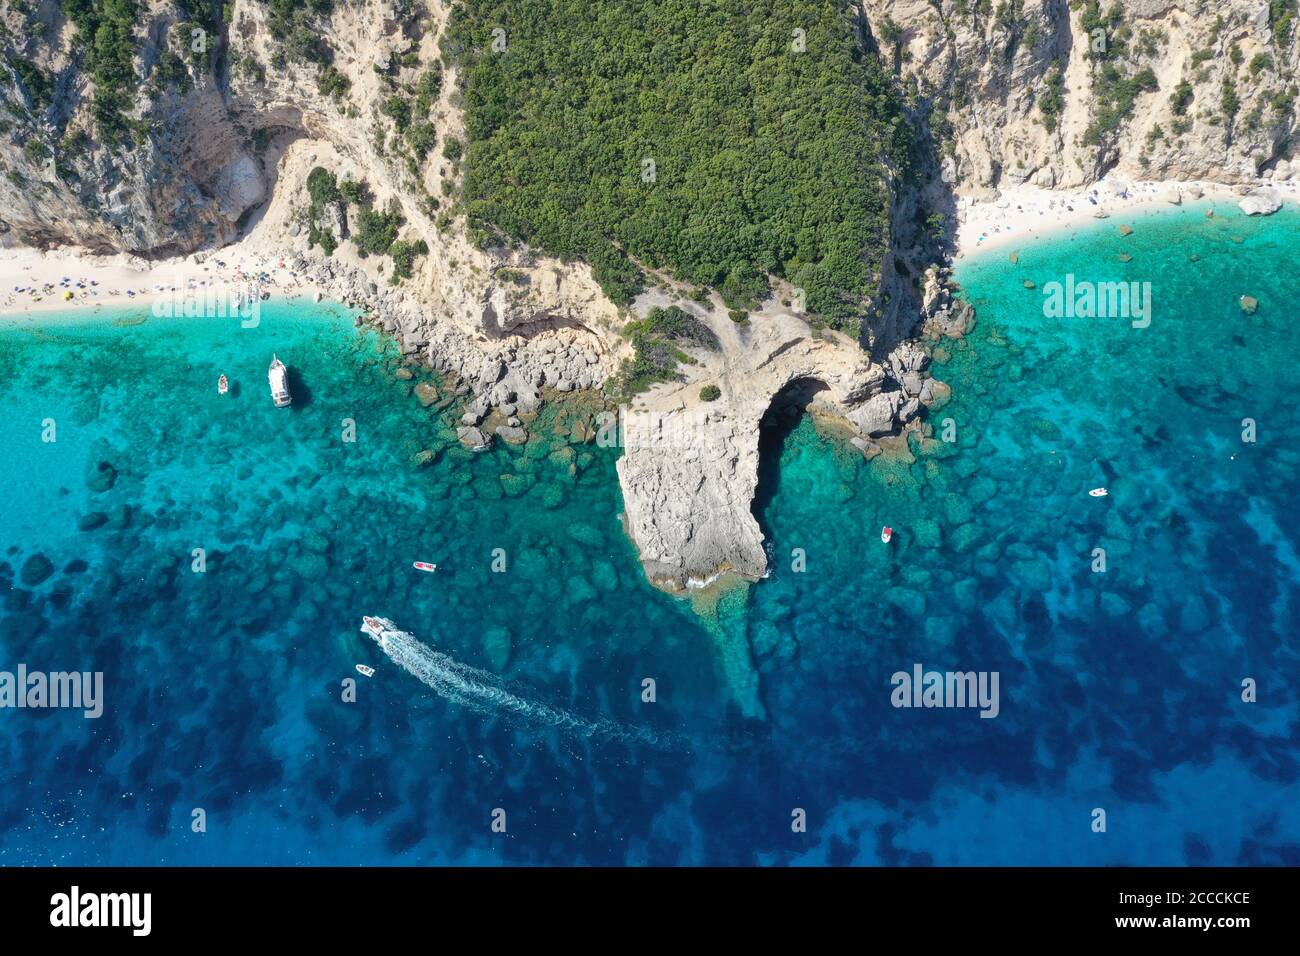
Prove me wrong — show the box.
[0,2,265,253]
[862,0,1300,195]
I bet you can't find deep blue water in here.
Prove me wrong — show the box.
[1,203,1298,865]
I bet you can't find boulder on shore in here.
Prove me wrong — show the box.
[1238,187,1282,216]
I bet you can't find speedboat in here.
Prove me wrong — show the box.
[1089,488,1108,498]
[217,374,229,395]
[881,526,893,544]
[413,561,437,573]
[268,354,292,407]
[361,616,390,639]
[355,664,375,677]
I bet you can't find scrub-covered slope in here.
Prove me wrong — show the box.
[445,0,913,334]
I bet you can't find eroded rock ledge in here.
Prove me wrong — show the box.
[614,306,946,593]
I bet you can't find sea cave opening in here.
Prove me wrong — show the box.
[752,376,831,543]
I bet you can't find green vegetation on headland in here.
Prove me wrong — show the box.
[606,306,718,401]
[445,0,910,334]
[305,167,428,284]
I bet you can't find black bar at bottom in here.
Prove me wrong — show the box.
[0,866,1286,939]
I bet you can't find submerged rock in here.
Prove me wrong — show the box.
[1239,295,1258,314]
[20,554,54,587]
[415,382,440,407]
[85,459,117,492]
[482,626,513,672]
[499,472,534,496]
[77,512,109,531]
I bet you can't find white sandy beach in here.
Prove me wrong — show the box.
[1,175,1296,320]
[0,244,324,321]
[954,176,1300,257]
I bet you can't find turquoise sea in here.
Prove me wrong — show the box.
[1,203,1297,865]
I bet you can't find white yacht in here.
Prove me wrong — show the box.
[268,354,292,407]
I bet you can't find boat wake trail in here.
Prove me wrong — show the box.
[361,617,667,748]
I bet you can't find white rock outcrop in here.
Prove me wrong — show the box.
[1238,188,1283,216]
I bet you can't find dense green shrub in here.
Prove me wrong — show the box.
[307,221,337,256]
[407,122,437,160]
[699,384,722,402]
[445,0,907,330]
[1273,0,1297,44]
[382,94,412,132]
[62,0,142,141]
[389,238,429,283]
[306,166,340,209]
[414,66,443,115]
[262,0,336,66]
[623,306,719,351]
[1038,67,1064,130]
[9,57,52,108]
[339,177,368,205]
[318,67,351,99]
[354,200,404,257]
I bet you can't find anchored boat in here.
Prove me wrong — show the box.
[268,354,292,407]
[881,526,893,544]
[413,561,437,573]
[217,374,228,395]
[355,664,375,678]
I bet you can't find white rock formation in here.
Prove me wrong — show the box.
[615,306,921,591]
[1238,187,1283,216]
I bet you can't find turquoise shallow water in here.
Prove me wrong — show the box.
[1,203,1298,864]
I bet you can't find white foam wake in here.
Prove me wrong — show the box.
[364,619,663,747]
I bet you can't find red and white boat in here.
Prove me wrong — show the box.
[355,664,375,677]
[217,374,229,395]
[881,526,893,544]
[1088,488,1108,498]
[413,561,437,573]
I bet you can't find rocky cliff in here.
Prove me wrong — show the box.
[862,0,1299,195]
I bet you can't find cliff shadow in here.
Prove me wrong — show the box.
[751,377,830,543]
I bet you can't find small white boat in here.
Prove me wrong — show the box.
[355,664,375,677]
[217,374,228,395]
[413,561,437,573]
[1089,488,1108,498]
[268,354,292,407]
[881,526,893,544]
